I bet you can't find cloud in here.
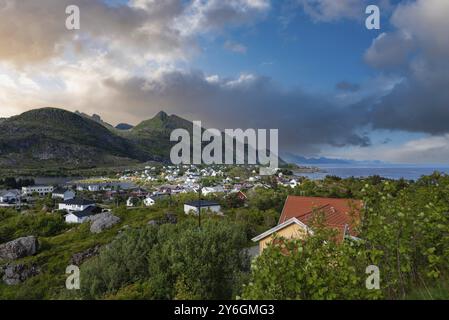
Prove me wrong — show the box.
[100,70,370,154]
[364,32,414,69]
[335,81,360,92]
[297,0,368,22]
[0,0,269,67]
[224,40,247,54]
[327,134,449,165]
[364,0,449,136]
[175,0,270,36]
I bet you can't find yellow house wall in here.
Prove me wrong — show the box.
[259,223,308,252]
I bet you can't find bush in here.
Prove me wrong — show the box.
[81,219,250,300]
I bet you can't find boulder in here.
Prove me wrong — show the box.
[70,245,101,266]
[164,212,178,224]
[0,236,38,261]
[1,263,40,285]
[87,213,121,233]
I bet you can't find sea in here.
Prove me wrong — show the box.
[295,164,449,181]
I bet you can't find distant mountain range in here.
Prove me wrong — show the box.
[284,154,386,166]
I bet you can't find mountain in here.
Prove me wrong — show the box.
[0,108,286,169]
[75,110,116,131]
[115,123,134,130]
[0,108,148,168]
[284,154,385,166]
[124,111,196,160]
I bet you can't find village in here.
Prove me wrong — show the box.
[0,164,299,225]
[0,162,367,262]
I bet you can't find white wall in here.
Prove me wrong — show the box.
[59,203,92,211]
[184,204,221,215]
[65,213,81,224]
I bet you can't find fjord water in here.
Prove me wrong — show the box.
[296,164,449,180]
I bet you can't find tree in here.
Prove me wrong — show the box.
[81,219,250,300]
[242,228,381,300]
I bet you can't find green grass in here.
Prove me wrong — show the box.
[405,280,449,300]
[0,206,180,299]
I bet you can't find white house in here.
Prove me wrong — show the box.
[184,200,221,215]
[58,198,95,212]
[0,189,20,203]
[144,196,156,207]
[52,188,75,201]
[144,194,169,207]
[289,179,299,188]
[65,206,101,224]
[126,197,140,207]
[88,185,100,192]
[201,186,225,196]
[22,185,54,196]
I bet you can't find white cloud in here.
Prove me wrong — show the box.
[224,40,247,54]
[298,0,367,22]
[326,134,449,165]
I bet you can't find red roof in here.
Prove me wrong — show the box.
[279,196,362,238]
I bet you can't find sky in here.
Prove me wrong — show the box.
[0,0,449,164]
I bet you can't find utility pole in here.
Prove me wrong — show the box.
[198,184,202,229]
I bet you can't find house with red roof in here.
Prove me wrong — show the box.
[252,196,362,253]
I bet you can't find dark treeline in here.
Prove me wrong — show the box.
[0,177,35,189]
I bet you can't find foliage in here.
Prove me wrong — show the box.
[242,230,381,300]
[0,177,34,189]
[242,174,449,300]
[81,219,250,300]
[0,209,69,243]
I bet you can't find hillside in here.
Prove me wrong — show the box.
[0,108,285,169]
[124,111,194,160]
[0,108,147,168]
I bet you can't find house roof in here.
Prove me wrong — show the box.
[53,187,70,194]
[252,217,311,242]
[0,189,20,197]
[62,198,95,206]
[185,200,220,207]
[69,206,101,218]
[252,196,362,244]
[279,196,362,237]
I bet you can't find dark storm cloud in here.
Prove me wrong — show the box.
[364,0,449,136]
[369,69,449,134]
[102,70,371,155]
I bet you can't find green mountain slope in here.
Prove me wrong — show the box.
[0,108,285,169]
[0,108,146,168]
[125,111,194,160]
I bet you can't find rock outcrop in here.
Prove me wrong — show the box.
[87,213,121,233]
[1,263,40,285]
[0,236,38,261]
[148,213,178,227]
[70,245,101,266]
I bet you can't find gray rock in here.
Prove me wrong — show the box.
[70,245,101,266]
[164,212,178,224]
[0,236,38,261]
[2,263,40,285]
[87,212,121,233]
[148,213,177,227]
